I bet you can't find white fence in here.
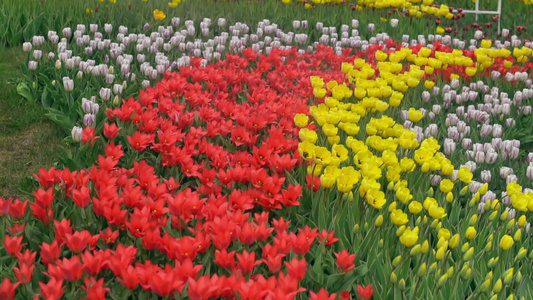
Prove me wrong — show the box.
[453,0,502,33]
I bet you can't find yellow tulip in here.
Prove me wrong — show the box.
[465,226,476,240]
[153,9,167,21]
[518,215,527,227]
[391,209,409,226]
[435,246,446,260]
[439,179,454,193]
[514,229,522,241]
[293,113,309,128]
[500,235,514,250]
[424,80,435,89]
[438,228,451,241]
[366,189,386,209]
[400,226,419,247]
[408,108,424,122]
[465,67,477,77]
[375,214,384,227]
[429,205,447,220]
[458,167,473,183]
[313,88,327,98]
[481,39,492,49]
[408,201,423,214]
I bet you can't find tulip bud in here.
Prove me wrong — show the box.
[392,255,402,268]
[410,244,421,256]
[71,126,83,142]
[390,271,397,284]
[516,271,522,283]
[396,225,406,237]
[527,165,533,181]
[437,274,448,287]
[430,219,440,229]
[428,262,438,274]
[493,279,502,293]
[375,214,383,227]
[500,235,514,250]
[99,87,111,100]
[514,229,522,241]
[417,263,427,278]
[293,20,301,29]
[487,257,498,268]
[449,234,460,249]
[503,268,514,285]
[480,279,491,292]
[62,77,74,92]
[437,237,448,249]
[463,247,474,261]
[28,60,38,70]
[461,242,470,253]
[515,247,527,261]
[447,266,454,278]
[465,226,477,239]
[486,271,493,280]
[500,210,509,221]
[23,42,32,52]
[83,113,95,127]
[459,264,469,277]
[436,247,446,260]
[460,186,469,196]
[142,80,150,89]
[484,241,492,252]
[398,278,406,290]
[489,211,498,221]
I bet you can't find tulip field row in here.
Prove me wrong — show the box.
[1,0,533,299]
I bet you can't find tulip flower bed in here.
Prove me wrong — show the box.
[2,0,533,299]
[6,26,533,298]
[2,46,375,299]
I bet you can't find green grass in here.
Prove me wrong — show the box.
[0,47,64,198]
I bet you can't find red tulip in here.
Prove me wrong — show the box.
[2,235,25,256]
[83,277,110,300]
[38,278,65,300]
[310,288,337,300]
[285,257,307,281]
[0,278,19,300]
[357,284,374,300]
[335,249,357,273]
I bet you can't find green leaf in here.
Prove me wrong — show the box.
[310,246,325,284]
[18,13,27,27]
[37,71,56,91]
[16,82,34,103]
[44,107,74,131]
[11,29,22,46]
[353,263,369,277]
[41,88,52,107]
[326,273,346,290]
[22,19,33,41]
